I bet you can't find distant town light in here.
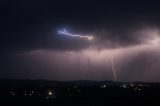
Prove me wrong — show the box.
[130,84,134,87]
[48,91,52,95]
[122,85,127,88]
[48,90,55,96]
[101,85,106,88]
[10,92,15,96]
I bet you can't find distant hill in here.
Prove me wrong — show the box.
[0,79,159,87]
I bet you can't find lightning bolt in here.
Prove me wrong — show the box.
[58,28,118,81]
[57,28,93,40]
[111,55,117,81]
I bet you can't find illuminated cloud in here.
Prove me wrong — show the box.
[5,27,160,81]
[16,39,160,81]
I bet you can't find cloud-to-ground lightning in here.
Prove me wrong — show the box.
[111,55,117,81]
[58,28,119,81]
[57,28,93,40]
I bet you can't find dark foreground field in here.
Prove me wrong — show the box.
[0,79,160,106]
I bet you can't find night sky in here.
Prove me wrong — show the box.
[1,0,160,82]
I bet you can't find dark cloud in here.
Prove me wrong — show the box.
[1,0,160,50]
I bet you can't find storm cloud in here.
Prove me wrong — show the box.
[1,0,160,82]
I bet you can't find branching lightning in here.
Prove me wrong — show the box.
[111,55,117,81]
[58,28,93,40]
